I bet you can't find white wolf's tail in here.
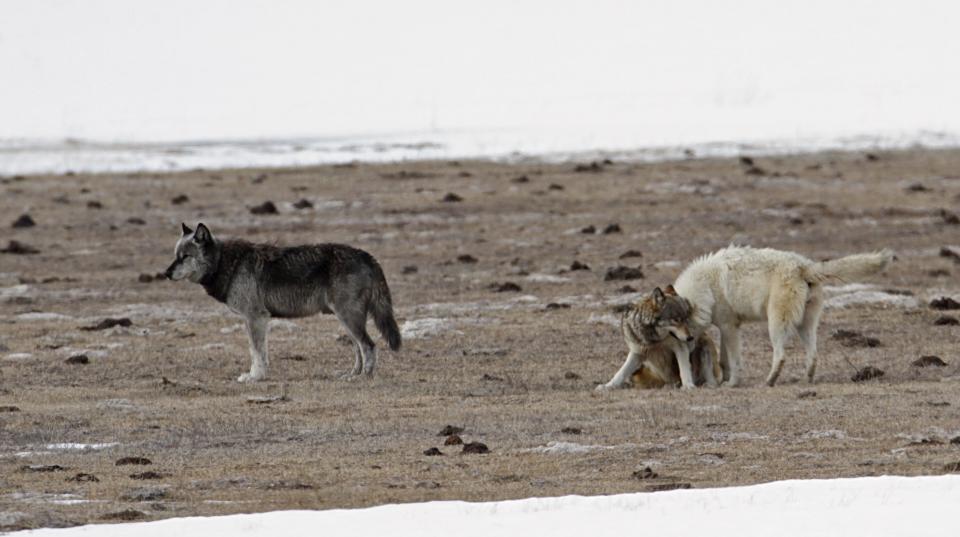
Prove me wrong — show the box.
[801,249,894,284]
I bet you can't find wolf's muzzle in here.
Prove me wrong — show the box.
[163,260,178,280]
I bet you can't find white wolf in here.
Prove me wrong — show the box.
[672,246,893,387]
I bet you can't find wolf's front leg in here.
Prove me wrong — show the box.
[674,344,696,389]
[597,350,641,390]
[238,316,269,382]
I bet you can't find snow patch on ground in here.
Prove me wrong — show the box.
[14,312,73,321]
[524,273,571,283]
[3,353,33,361]
[400,318,463,340]
[587,313,620,327]
[522,441,627,454]
[824,283,919,309]
[44,442,119,451]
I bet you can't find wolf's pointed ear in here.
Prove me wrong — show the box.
[664,284,677,296]
[194,223,212,243]
[652,287,665,304]
[181,223,193,235]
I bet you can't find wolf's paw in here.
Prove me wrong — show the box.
[337,370,360,380]
[595,383,614,391]
[720,379,740,388]
[237,371,265,383]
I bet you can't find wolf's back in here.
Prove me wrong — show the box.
[801,249,894,283]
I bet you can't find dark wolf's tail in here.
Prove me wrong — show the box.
[370,265,402,351]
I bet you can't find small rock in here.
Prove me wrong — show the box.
[619,250,643,259]
[116,457,152,466]
[444,435,463,446]
[797,390,817,399]
[423,447,444,456]
[950,437,960,445]
[249,201,278,215]
[646,483,692,492]
[604,266,644,281]
[570,260,590,271]
[548,183,564,190]
[402,265,418,274]
[851,366,885,383]
[481,373,504,382]
[617,285,638,293]
[130,471,166,480]
[457,254,478,264]
[100,509,146,521]
[441,193,463,202]
[438,425,464,436]
[82,318,132,331]
[490,282,522,292]
[66,473,99,483]
[12,214,35,228]
[138,273,155,283]
[260,480,314,490]
[292,198,313,209]
[831,329,881,348]
[65,354,89,365]
[127,217,146,225]
[939,209,960,225]
[121,487,168,502]
[744,165,767,176]
[931,297,960,310]
[251,173,268,183]
[415,481,441,489]
[0,405,21,412]
[511,175,530,183]
[563,371,580,380]
[573,162,604,173]
[1,240,39,254]
[545,302,571,310]
[912,355,948,368]
[864,153,879,161]
[462,442,490,454]
[171,194,189,205]
[934,316,959,326]
[632,466,659,480]
[580,225,596,234]
[86,200,103,209]
[602,223,622,234]
[939,247,960,263]
[905,183,930,192]
[561,427,582,435]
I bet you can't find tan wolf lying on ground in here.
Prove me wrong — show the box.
[673,245,893,388]
[597,286,720,390]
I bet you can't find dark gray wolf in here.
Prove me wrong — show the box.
[164,223,401,382]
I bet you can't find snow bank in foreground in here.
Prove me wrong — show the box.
[17,475,960,537]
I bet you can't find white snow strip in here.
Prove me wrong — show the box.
[400,318,463,340]
[44,443,119,451]
[524,274,571,283]
[824,283,919,309]
[14,476,960,537]
[521,441,625,454]
[15,312,73,321]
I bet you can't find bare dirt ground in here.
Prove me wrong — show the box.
[2,148,960,530]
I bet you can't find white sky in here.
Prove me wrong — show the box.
[2,0,959,145]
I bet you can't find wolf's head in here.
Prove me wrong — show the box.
[634,285,694,343]
[164,223,218,282]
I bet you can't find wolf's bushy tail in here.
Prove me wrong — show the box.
[370,266,401,351]
[801,249,894,284]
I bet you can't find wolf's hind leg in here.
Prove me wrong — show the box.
[334,307,377,377]
[698,341,719,388]
[238,316,269,383]
[798,290,824,383]
[719,325,742,387]
[765,283,805,387]
[597,350,641,390]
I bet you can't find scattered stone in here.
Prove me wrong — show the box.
[458,171,472,178]
[632,466,659,480]
[905,183,930,192]
[912,355,948,368]
[602,223,622,234]
[545,303,571,310]
[604,266,644,281]
[100,509,146,521]
[908,437,942,446]
[127,217,146,225]
[573,161,604,173]
[511,175,529,183]
[934,316,959,326]
[130,471,167,480]
[279,354,307,361]
[865,153,879,161]
[931,297,960,310]
[739,156,755,166]
[292,198,313,209]
[617,285,638,293]
[402,265,418,274]
[951,437,960,445]
[251,173,268,183]
[65,354,89,365]
[86,200,103,209]
[570,260,590,271]
[0,405,20,412]
[438,425,464,436]
[66,473,99,483]
[939,209,960,225]
[246,392,290,404]
[20,464,67,473]
[851,366,885,383]
[415,481,440,489]
[12,214,35,228]
[116,457,152,466]
[423,447,444,456]
[441,193,463,202]
[462,442,490,454]
[481,373,504,382]
[249,201,278,215]
[797,390,817,399]
[444,435,463,446]
[82,318,132,331]
[457,254,478,264]
[944,462,960,473]
[121,487,168,502]
[561,427,582,435]
[619,250,642,259]
[831,329,881,348]
[548,183,564,190]
[939,247,960,263]
[744,165,767,176]
[580,225,596,234]
[171,194,189,205]
[1,240,39,254]
[563,371,581,380]
[646,483,692,492]
[490,282,522,292]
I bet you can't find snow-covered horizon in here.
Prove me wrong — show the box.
[14,475,960,536]
[3,0,960,174]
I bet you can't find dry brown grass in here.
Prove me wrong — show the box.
[2,149,960,530]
